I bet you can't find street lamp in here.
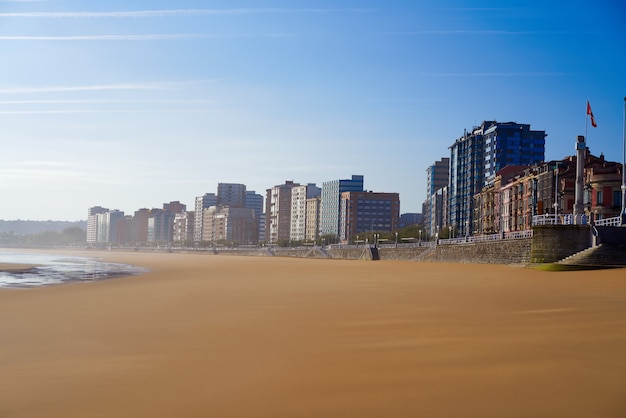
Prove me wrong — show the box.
[395,232,398,247]
[418,229,422,246]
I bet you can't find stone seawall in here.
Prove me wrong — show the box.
[119,224,619,265]
[426,239,532,264]
[530,225,591,263]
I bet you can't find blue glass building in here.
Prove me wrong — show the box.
[448,121,545,235]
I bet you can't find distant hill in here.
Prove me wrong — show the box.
[0,220,86,235]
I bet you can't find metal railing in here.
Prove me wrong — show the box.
[594,216,622,226]
[532,214,589,226]
[437,229,532,245]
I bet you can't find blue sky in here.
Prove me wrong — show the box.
[1,0,625,221]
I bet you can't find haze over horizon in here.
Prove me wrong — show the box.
[1,0,625,221]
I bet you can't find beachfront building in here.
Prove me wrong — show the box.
[339,191,400,243]
[202,206,258,245]
[473,149,624,234]
[217,183,246,208]
[305,197,321,242]
[86,206,108,244]
[173,211,195,244]
[245,191,265,241]
[448,121,545,237]
[290,183,321,242]
[265,181,300,244]
[194,193,217,243]
[96,209,125,244]
[131,208,150,244]
[319,175,364,241]
[163,201,186,214]
[424,158,449,238]
[147,209,175,244]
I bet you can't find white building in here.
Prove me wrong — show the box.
[290,183,321,241]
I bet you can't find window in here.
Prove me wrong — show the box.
[614,191,622,208]
[597,190,603,206]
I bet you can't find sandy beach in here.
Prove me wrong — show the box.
[1,251,625,417]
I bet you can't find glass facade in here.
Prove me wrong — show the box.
[319,175,364,238]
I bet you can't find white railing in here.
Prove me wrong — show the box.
[532,214,589,226]
[533,213,623,227]
[594,216,622,226]
[437,229,532,245]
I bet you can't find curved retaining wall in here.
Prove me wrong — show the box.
[132,225,614,265]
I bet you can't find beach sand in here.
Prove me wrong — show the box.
[1,251,625,417]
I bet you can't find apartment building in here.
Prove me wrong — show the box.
[449,121,545,235]
[265,181,299,244]
[339,191,400,243]
[320,175,364,239]
[290,183,321,242]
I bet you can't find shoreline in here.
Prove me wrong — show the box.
[1,250,626,417]
[0,262,39,273]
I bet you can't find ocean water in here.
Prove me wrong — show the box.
[0,252,146,288]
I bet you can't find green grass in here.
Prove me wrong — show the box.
[530,263,615,271]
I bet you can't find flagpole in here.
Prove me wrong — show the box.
[621,96,626,222]
[585,99,589,141]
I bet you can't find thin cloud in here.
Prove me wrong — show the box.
[0,8,374,18]
[0,108,254,115]
[0,99,216,104]
[0,33,295,41]
[378,30,595,35]
[0,80,218,94]
[420,72,573,77]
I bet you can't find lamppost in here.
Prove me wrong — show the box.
[465,220,469,241]
[356,235,359,248]
[395,232,398,248]
[418,229,422,246]
[554,161,559,222]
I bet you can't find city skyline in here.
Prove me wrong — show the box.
[1,0,625,221]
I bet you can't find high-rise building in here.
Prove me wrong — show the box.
[148,209,175,244]
[319,175,364,239]
[245,190,264,240]
[173,211,195,243]
[305,197,321,242]
[448,121,545,235]
[132,208,151,244]
[290,183,321,241]
[194,193,217,243]
[265,181,299,244]
[217,183,246,208]
[339,191,400,243]
[163,201,186,214]
[424,158,449,237]
[96,209,124,243]
[86,206,108,244]
[202,206,258,245]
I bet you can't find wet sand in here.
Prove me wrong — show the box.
[1,251,625,417]
[0,262,38,273]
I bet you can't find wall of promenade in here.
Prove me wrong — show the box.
[427,239,532,264]
[95,224,619,265]
[529,225,591,263]
[263,242,531,264]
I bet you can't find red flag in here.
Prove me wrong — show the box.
[587,101,597,128]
